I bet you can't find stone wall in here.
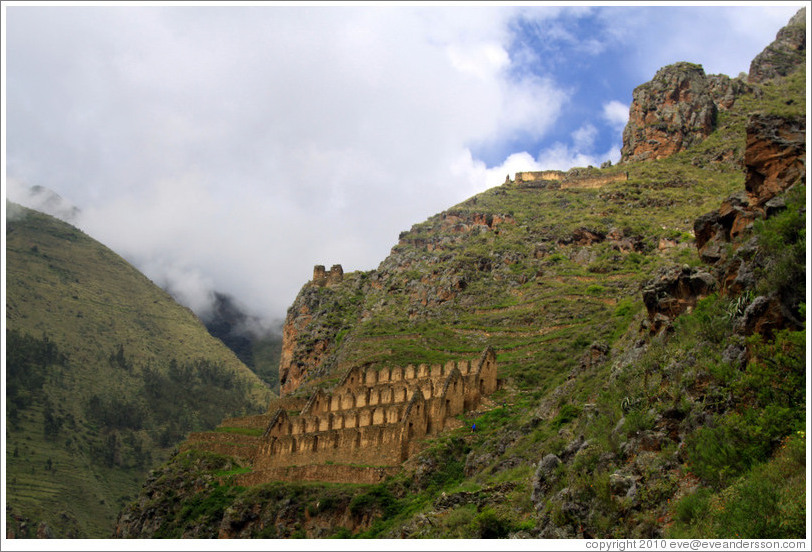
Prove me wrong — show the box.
[236,465,400,486]
[312,264,344,287]
[185,347,498,485]
[511,170,628,190]
[515,170,566,184]
[181,432,260,462]
[254,347,497,472]
[560,172,629,189]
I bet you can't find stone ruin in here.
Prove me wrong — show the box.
[509,169,629,190]
[312,264,344,287]
[184,347,499,485]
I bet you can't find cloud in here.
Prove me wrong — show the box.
[535,142,620,172]
[571,124,598,151]
[596,5,802,80]
[602,100,629,132]
[5,5,797,326]
[446,41,510,80]
[7,6,571,322]
[6,178,81,222]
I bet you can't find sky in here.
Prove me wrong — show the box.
[3,1,804,332]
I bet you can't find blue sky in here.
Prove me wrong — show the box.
[474,5,802,167]
[3,3,804,326]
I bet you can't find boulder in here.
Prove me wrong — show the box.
[642,265,716,333]
[531,454,562,509]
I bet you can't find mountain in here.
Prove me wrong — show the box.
[5,205,275,537]
[202,292,283,394]
[111,8,802,539]
[15,185,82,223]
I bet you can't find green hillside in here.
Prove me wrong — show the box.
[114,46,805,538]
[5,204,274,537]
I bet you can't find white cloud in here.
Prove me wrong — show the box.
[534,139,621,172]
[6,6,572,321]
[5,4,797,326]
[450,149,543,193]
[447,41,510,80]
[571,124,598,152]
[602,100,629,132]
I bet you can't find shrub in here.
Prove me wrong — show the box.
[473,507,511,538]
[330,527,353,538]
[685,411,780,488]
[348,484,397,518]
[711,434,805,538]
[753,184,805,306]
[675,488,712,525]
[551,404,581,430]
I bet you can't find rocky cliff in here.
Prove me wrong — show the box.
[621,8,805,166]
[114,9,806,540]
[749,7,806,84]
[620,63,749,163]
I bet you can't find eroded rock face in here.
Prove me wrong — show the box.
[693,112,805,290]
[707,74,751,111]
[641,265,716,334]
[279,282,362,396]
[621,63,719,163]
[619,59,758,164]
[692,110,804,289]
[744,114,806,205]
[748,8,806,84]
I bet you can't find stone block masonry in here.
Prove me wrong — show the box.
[312,264,344,287]
[184,347,498,485]
[511,170,628,190]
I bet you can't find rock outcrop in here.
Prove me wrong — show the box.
[622,6,805,166]
[748,7,806,84]
[694,112,805,265]
[744,114,806,205]
[641,265,717,334]
[278,268,365,396]
[621,63,728,163]
[648,98,805,336]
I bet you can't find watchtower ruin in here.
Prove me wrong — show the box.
[312,264,344,287]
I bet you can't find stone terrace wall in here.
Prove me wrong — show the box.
[253,347,497,473]
[181,432,260,462]
[184,347,498,484]
[236,465,400,486]
[561,172,629,189]
[516,170,566,184]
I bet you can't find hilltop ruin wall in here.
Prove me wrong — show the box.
[312,264,344,287]
[511,170,628,190]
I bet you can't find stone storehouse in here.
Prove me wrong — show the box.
[185,347,498,484]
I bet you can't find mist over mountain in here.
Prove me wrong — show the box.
[5,204,274,538]
[201,292,283,393]
[5,5,800,332]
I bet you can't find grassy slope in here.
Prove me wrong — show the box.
[118,59,805,538]
[5,205,274,537]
